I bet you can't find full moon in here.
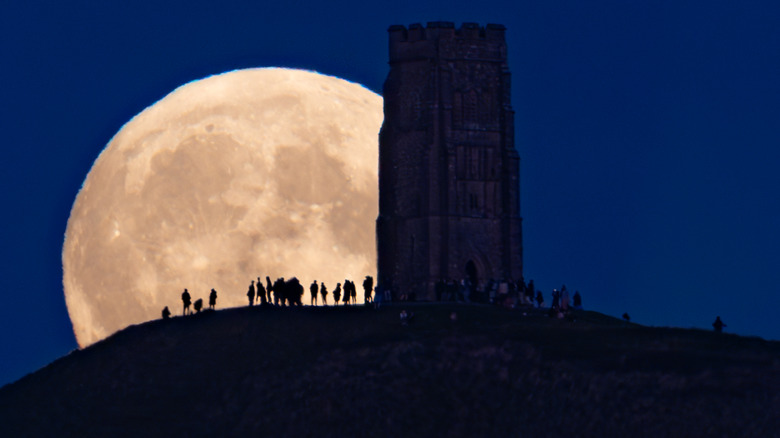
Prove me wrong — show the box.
[63,68,383,347]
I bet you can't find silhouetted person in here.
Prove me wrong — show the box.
[343,280,352,305]
[273,277,286,306]
[333,283,342,304]
[551,289,561,309]
[310,280,319,306]
[573,291,582,310]
[435,279,445,301]
[194,298,203,313]
[460,280,470,303]
[497,280,509,305]
[456,279,466,301]
[515,278,525,299]
[623,313,631,323]
[350,279,357,304]
[266,276,274,304]
[535,291,544,308]
[713,316,726,333]
[209,288,217,309]
[287,277,304,306]
[363,275,374,303]
[526,280,535,305]
[247,280,256,306]
[182,289,192,315]
[162,306,171,320]
[343,280,350,305]
[448,280,459,302]
[374,286,383,309]
[257,279,267,305]
[320,283,328,305]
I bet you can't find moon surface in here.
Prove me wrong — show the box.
[63,68,383,347]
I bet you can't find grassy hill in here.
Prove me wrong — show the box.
[1,303,778,437]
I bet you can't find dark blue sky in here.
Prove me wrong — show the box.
[2,0,779,386]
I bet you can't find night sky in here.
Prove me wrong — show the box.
[2,0,779,386]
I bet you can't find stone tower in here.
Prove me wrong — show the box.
[377,22,523,300]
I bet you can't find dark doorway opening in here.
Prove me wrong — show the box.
[465,260,484,302]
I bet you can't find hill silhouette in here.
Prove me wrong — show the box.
[1,303,778,437]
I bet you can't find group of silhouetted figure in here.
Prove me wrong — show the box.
[433,277,585,316]
[162,288,218,319]
[159,274,728,333]
[539,285,581,320]
[243,275,374,307]
[160,275,376,320]
[246,276,303,307]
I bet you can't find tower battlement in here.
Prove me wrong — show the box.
[388,22,506,42]
[387,22,507,63]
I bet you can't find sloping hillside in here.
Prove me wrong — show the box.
[1,303,778,437]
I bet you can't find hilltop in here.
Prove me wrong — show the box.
[1,303,778,437]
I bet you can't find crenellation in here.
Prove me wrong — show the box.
[407,23,424,42]
[388,22,507,44]
[459,22,480,38]
[485,23,506,40]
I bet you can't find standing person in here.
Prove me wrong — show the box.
[209,288,218,309]
[342,280,350,305]
[526,280,536,305]
[320,283,328,305]
[373,286,383,309]
[535,290,544,308]
[247,280,256,306]
[256,279,267,305]
[310,280,319,306]
[460,279,470,303]
[713,316,726,333]
[182,289,192,315]
[289,277,304,306]
[344,283,352,305]
[516,277,526,301]
[350,280,357,304]
[333,283,342,304]
[266,276,274,304]
[363,275,374,303]
[274,277,286,306]
[572,291,582,310]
